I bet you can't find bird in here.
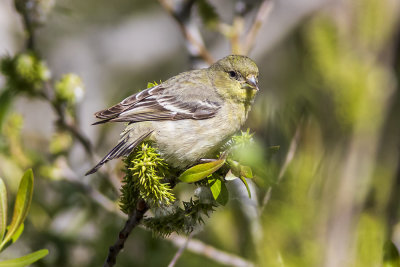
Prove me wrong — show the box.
[86,55,259,175]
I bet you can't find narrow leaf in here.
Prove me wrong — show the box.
[240,165,253,179]
[10,224,24,244]
[179,159,225,183]
[209,178,229,206]
[0,249,48,267]
[0,170,33,250]
[0,178,7,241]
[239,176,251,199]
[227,160,253,179]
[0,224,24,252]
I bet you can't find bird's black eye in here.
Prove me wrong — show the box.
[229,71,237,78]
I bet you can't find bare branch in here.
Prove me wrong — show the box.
[168,232,194,267]
[57,158,253,267]
[242,0,274,55]
[167,233,254,267]
[103,200,149,267]
[158,0,215,65]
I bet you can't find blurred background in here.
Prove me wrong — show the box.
[1,0,400,266]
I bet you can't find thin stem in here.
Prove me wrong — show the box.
[158,0,214,65]
[14,1,122,191]
[242,0,274,55]
[58,160,253,267]
[103,200,149,267]
[168,232,194,267]
[167,234,254,267]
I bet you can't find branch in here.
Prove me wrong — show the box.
[167,234,254,267]
[14,0,35,50]
[103,200,149,267]
[168,232,194,267]
[58,161,253,267]
[158,0,215,65]
[242,0,274,55]
[14,2,122,191]
[260,119,302,211]
[40,82,94,157]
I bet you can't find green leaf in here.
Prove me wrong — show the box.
[240,165,253,178]
[208,178,229,206]
[383,241,400,267]
[0,170,33,251]
[0,249,48,267]
[227,160,253,178]
[239,176,251,199]
[0,178,7,241]
[10,224,24,245]
[179,159,225,183]
[0,224,24,253]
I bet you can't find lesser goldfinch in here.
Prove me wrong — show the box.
[86,55,259,175]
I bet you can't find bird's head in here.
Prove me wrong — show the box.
[210,55,259,102]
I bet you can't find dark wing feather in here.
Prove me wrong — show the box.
[85,131,153,175]
[92,84,221,124]
[94,85,164,121]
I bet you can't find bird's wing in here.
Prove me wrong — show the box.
[93,83,221,124]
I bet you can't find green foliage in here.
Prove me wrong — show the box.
[0,170,48,266]
[120,143,176,214]
[0,249,49,267]
[0,53,49,129]
[305,4,394,132]
[178,159,226,183]
[143,199,217,237]
[207,176,228,206]
[0,53,50,95]
[54,73,85,104]
[119,130,257,236]
[0,169,34,251]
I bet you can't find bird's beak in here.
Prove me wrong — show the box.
[246,75,259,91]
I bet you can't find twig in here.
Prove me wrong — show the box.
[15,1,95,158]
[14,0,35,50]
[260,120,302,211]
[242,0,274,55]
[167,233,254,267]
[168,232,194,267]
[56,159,253,267]
[14,2,122,191]
[158,0,214,65]
[103,200,149,267]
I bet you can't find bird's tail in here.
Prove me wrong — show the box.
[85,131,153,175]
